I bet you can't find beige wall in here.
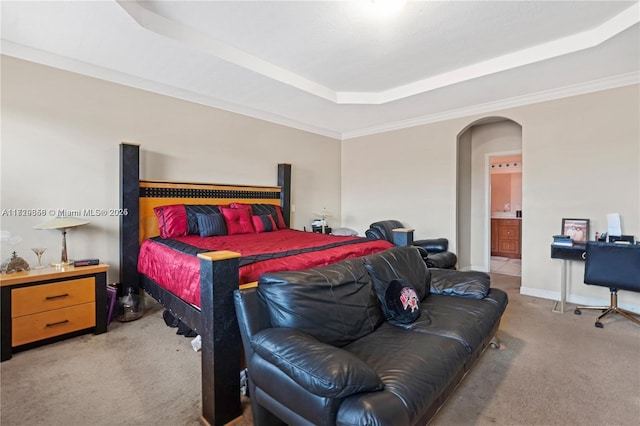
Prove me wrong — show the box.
[2,55,638,312]
[343,84,640,311]
[0,56,341,283]
[491,174,512,213]
[491,173,522,213]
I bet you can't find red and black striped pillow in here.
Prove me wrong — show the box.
[252,215,277,233]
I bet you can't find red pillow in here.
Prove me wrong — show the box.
[153,204,188,238]
[229,202,252,211]
[252,215,277,233]
[230,202,287,229]
[221,207,256,235]
[272,205,288,229]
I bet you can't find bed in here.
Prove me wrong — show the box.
[119,143,393,425]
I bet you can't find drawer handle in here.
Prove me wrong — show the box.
[582,252,586,260]
[45,293,69,300]
[45,319,69,327]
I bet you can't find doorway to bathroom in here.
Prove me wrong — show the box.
[456,117,522,278]
[489,154,522,277]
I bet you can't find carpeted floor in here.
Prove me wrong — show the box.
[1,273,639,425]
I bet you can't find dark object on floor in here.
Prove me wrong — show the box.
[365,220,457,269]
[116,288,144,322]
[574,241,640,328]
[163,309,197,337]
[235,246,507,425]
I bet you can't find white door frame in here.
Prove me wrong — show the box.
[485,150,522,272]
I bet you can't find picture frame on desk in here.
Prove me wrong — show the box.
[561,218,589,242]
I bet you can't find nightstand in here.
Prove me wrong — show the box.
[1,264,109,361]
[312,226,332,234]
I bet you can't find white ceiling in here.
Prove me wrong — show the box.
[2,1,639,139]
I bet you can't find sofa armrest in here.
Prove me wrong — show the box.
[430,269,490,299]
[251,328,384,398]
[365,228,385,241]
[413,238,449,253]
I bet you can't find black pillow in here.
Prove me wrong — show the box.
[384,279,421,324]
[185,204,221,235]
[196,213,227,237]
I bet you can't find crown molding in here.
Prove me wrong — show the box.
[0,40,342,140]
[2,40,637,142]
[340,72,640,140]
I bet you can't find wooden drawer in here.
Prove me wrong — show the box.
[499,239,520,254]
[498,225,520,240]
[11,278,95,317]
[12,302,96,346]
[500,219,520,226]
[1,264,108,362]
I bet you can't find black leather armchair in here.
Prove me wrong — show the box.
[365,220,457,269]
[574,241,640,328]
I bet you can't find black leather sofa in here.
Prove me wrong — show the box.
[365,220,458,269]
[234,246,508,425]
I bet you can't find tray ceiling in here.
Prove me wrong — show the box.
[1,0,638,139]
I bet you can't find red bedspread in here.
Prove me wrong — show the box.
[138,229,393,307]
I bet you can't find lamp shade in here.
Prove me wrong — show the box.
[33,216,89,265]
[313,208,333,219]
[34,217,90,230]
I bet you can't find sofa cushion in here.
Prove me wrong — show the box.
[343,322,470,424]
[430,269,491,299]
[258,258,384,347]
[251,328,384,399]
[383,279,421,324]
[400,290,508,353]
[363,246,431,301]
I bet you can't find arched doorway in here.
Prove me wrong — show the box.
[456,117,523,276]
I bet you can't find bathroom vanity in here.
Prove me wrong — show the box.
[491,217,521,259]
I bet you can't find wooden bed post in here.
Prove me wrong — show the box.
[120,142,140,296]
[198,251,242,426]
[120,144,287,424]
[278,163,291,226]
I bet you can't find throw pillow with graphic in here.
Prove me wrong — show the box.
[384,279,421,324]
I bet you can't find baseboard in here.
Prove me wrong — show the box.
[520,286,640,314]
[468,265,489,272]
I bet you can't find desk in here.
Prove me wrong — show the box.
[550,243,586,313]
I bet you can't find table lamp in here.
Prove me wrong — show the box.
[313,208,333,233]
[34,216,89,266]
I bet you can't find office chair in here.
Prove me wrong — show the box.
[574,241,640,328]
